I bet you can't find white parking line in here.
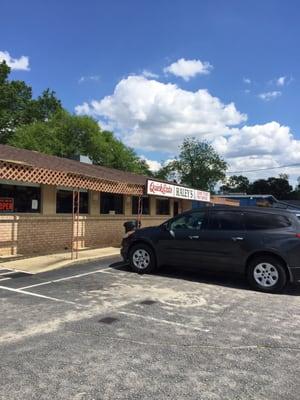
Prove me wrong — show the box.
[19,267,115,290]
[0,277,11,282]
[117,311,210,332]
[0,285,80,305]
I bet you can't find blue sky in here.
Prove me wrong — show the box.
[2,0,300,182]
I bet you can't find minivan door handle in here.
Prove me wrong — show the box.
[232,237,244,242]
[189,235,200,240]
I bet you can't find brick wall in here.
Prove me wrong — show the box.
[0,215,169,256]
[0,184,193,257]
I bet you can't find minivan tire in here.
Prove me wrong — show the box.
[247,255,287,293]
[129,243,156,274]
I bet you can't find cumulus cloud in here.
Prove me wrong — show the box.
[78,75,100,83]
[213,122,300,184]
[243,77,251,84]
[0,50,30,70]
[142,70,159,79]
[258,91,282,101]
[163,58,213,81]
[75,75,246,151]
[75,74,300,184]
[141,156,162,172]
[276,76,287,87]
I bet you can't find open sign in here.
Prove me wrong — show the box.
[0,198,14,213]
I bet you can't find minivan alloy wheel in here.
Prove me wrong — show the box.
[253,262,279,287]
[132,249,150,270]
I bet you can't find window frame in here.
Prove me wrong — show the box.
[131,196,150,215]
[169,210,208,231]
[0,181,41,214]
[100,192,124,215]
[207,210,246,231]
[244,212,292,231]
[156,198,170,216]
[56,188,89,215]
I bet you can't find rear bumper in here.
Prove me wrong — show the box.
[289,267,300,282]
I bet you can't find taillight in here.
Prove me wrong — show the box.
[296,234,300,238]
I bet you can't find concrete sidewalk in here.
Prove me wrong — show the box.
[0,247,120,274]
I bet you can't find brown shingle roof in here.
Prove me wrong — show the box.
[0,144,150,186]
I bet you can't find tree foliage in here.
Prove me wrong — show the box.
[0,61,62,143]
[249,176,293,199]
[156,138,227,191]
[9,110,152,175]
[220,173,297,200]
[220,175,250,194]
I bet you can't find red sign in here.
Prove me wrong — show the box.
[0,198,14,213]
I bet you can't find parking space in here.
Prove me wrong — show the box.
[0,256,300,400]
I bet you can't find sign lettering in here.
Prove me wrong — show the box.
[146,180,210,202]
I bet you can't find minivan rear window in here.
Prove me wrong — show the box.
[245,213,291,230]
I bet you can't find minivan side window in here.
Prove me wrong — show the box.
[245,213,291,230]
[170,212,206,231]
[208,211,244,230]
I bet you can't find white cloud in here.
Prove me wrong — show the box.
[163,58,213,81]
[141,156,162,172]
[276,76,287,87]
[75,74,300,185]
[142,70,159,79]
[0,50,30,71]
[78,75,100,83]
[213,121,300,184]
[243,78,251,84]
[75,75,246,152]
[258,91,282,101]
[75,102,91,115]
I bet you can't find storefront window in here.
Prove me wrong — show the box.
[132,196,150,215]
[156,198,170,215]
[56,190,89,214]
[100,192,124,214]
[0,183,41,213]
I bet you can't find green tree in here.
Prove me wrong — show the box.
[0,61,62,143]
[220,175,250,194]
[249,176,293,199]
[156,138,227,191]
[9,110,152,175]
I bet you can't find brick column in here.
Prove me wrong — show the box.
[41,184,56,215]
[89,191,99,216]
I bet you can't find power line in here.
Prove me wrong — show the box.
[227,163,300,174]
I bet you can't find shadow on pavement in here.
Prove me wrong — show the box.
[109,261,300,296]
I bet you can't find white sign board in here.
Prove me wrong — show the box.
[146,180,210,202]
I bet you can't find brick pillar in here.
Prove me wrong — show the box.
[124,196,132,216]
[41,185,56,215]
[89,191,99,216]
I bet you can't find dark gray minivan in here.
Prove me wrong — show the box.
[121,207,300,292]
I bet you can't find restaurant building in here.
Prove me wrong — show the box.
[0,145,210,258]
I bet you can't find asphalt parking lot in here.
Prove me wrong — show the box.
[0,256,299,400]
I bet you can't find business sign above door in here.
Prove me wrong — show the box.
[146,180,210,202]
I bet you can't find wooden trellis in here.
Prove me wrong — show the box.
[0,160,144,195]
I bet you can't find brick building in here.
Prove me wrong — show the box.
[0,145,210,257]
